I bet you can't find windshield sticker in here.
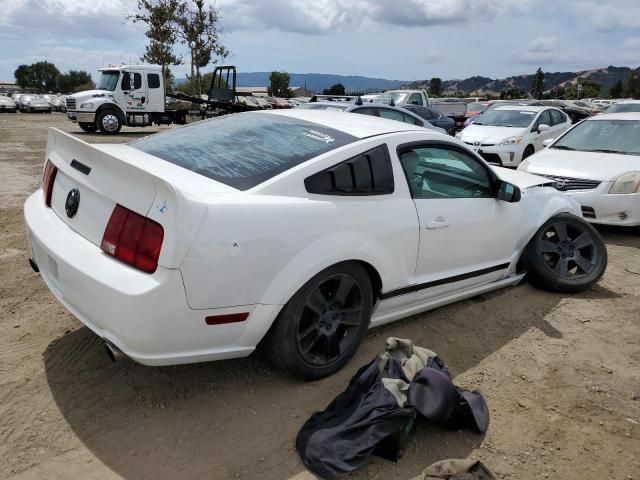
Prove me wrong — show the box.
[303,129,336,144]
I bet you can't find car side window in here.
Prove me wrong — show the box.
[121,72,131,90]
[379,108,405,122]
[148,74,161,89]
[549,110,561,125]
[351,107,376,116]
[402,113,423,126]
[408,93,423,106]
[133,73,142,90]
[535,110,552,129]
[399,146,493,199]
[305,144,394,195]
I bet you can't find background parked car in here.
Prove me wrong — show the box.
[529,100,591,123]
[402,104,456,135]
[19,95,53,113]
[518,112,640,226]
[458,105,571,167]
[604,100,640,114]
[0,96,17,113]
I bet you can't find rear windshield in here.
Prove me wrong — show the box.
[131,113,357,190]
[606,103,640,114]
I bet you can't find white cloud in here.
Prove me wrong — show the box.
[571,0,640,30]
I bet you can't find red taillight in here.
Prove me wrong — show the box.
[43,160,58,207]
[101,205,164,273]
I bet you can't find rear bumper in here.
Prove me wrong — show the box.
[24,191,282,365]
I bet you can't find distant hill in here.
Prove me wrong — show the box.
[232,72,408,92]
[406,66,637,96]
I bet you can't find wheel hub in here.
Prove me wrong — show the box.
[318,304,341,335]
[102,114,118,131]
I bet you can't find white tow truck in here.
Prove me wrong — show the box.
[66,64,255,134]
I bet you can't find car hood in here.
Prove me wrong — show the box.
[460,124,527,143]
[490,166,552,189]
[525,148,640,181]
[0,98,15,105]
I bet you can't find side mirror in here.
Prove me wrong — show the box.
[542,138,554,147]
[537,124,550,133]
[496,181,521,203]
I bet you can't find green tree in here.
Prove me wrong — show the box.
[177,0,228,97]
[623,69,640,99]
[129,0,185,89]
[56,70,93,93]
[500,87,525,99]
[530,67,545,99]
[322,83,345,95]
[564,79,601,99]
[14,65,33,90]
[609,79,624,99]
[176,71,221,95]
[428,77,443,97]
[268,71,292,98]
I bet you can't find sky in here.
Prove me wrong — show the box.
[1,0,639,83]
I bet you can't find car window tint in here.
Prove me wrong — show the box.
[400,146,492,199]
[131,113,357,190]
[402,113,422,126]
[550,109,563,125]
[379,109,406,122]
[147,74,160,89]
[536,110,552,128]
[351,107,376,116]
[427,108,440,119]
[133,73,142,90]
[408,93,423,106]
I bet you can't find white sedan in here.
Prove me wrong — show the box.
[24,110,607,379]
[519,112,640,226]
[458,105,572,167]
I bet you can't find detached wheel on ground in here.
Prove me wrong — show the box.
[523,213,607,293]
[96,110,122,134]
[264,263,373,380]
[78,122,97,133]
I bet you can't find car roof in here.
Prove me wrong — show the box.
[263,109,425,138]
[493,105,546,112]
[586,112,640,121]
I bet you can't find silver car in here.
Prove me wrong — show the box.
[19,95,53,113]
[0,96,17,113]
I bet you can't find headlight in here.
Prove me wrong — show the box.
[455,132,461,139]
[517,159,530,172]
[609,172,640,194]
[500,136,524,145]
[80,102,94,109]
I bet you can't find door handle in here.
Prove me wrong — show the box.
[426,220,450,229]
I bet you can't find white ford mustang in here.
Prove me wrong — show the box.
[24,110,607,379]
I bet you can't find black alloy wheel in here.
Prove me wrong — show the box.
[523,213,607,293]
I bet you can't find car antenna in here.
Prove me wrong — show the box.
[389,98,395,107]
[356,96,363,106]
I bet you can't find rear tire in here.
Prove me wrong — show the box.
[96,109,122,134]
[78,122,97,133]
[264,263,373,380]
[523,213,607,293]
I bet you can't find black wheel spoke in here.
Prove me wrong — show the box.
[573,254,594,274]
[306,288,327,315]
[297,323,317,342]
[339,317,361,327]
[540,240,559,253]
[338,306,362,315]
[554,258,569,276]
[554,222,568,242]
[572,232,593,250]
[300,329,321,354]
[334,276,354,305]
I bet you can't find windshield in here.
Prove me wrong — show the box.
[96,71,120,91]
[131,113,357,190]
[606,103,640,114]
[473,109,536,127]
[552,119,640,155]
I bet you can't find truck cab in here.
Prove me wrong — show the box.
[66,64,186,134]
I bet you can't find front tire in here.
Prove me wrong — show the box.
[264,263,373,380]
[96,110,122,134]
[78,122,97,133]
[523,213,607,293]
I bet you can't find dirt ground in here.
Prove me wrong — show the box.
[0,112,639,480]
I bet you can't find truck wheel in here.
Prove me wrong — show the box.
[522,213,607,293]
[96,110,122,134]
[78,122,97,133]
[263,263,373,380]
